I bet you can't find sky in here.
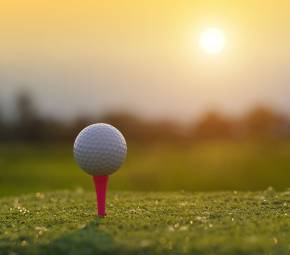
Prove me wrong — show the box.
[0,0,290,121]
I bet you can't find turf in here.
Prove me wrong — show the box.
[1,141,290,197]
[0,190,289,255]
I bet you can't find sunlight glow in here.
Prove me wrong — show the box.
[199,28,225,54]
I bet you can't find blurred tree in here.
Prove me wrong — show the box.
[0,104,4,140]
[192,111,234,140]
[14,92,44,141]
[4,93,290,143]
[242,106,290,139]
[100,112,183,142]
[0,104,3,125]
[71,115,96,141]
[100,112,147,141]
[16,92,37,123]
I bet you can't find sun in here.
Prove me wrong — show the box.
[199,27,225,54]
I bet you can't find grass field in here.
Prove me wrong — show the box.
[0,190,289,255]
[0,141,290,197]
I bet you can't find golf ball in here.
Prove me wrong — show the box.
[74,123,127,176]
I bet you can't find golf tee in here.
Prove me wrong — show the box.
[92,175,109,217]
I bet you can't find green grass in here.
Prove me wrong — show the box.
[0,141,290,196]
[0,190,289,255]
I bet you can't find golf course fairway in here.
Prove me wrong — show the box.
[1,190,289,255]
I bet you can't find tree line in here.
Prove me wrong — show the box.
[0,92,289,142]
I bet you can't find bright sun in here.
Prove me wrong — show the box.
[199,28,225,54]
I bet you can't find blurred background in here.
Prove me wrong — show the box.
[1,0,290,196]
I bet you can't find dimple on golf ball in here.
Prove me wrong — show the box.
[74,123,127,176]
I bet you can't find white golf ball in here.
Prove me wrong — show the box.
[74,123,127,176]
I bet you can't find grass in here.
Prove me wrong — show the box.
[1,141,290,197]
[0,189,289,255]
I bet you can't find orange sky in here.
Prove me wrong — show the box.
[0,0,290,120]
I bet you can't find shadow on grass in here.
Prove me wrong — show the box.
[13,220,138,255]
